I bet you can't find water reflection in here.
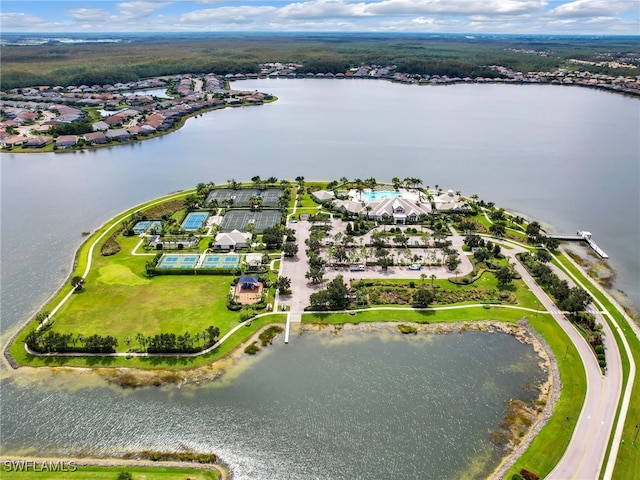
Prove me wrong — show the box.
[1,330,545,480]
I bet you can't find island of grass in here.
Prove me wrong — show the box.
[4,176,639,480]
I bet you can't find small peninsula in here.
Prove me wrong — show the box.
[3,177,639,480]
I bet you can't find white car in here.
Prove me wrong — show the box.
[409,264,422,270]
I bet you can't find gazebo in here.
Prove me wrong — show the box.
[238,276,260,290]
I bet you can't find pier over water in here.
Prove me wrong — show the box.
[545,231,609,259]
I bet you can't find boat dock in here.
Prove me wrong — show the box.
[284,312,291,344]
[544,231,609,259]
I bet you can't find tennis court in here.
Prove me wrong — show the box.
[221,210,281,232]
[182,212,209,231]
[157,254,200,269]
[201,254,242,269]
[133,220,162,234]
[133,221,151,234]
[206,188,283,207]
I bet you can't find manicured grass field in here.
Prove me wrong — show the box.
[552,255,640,480]
[8,189,287,370]
[304,305,541,324]
[506,315,586,478]
[0,464,218,479]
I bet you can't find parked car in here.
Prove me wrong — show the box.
[409,264,422,270]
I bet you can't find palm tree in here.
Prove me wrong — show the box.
[391,177,401,190]
[353,178,364,200]
[365,176,377,190]
[430,274,437,288]
[420,273,427,286]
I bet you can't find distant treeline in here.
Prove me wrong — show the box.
[2,34,638,89]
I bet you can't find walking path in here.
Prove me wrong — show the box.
[9,193,634,479]
[509,251,622,480]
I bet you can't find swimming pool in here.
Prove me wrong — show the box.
[361,190,402,202]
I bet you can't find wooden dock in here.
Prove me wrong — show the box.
[544,231,609,259]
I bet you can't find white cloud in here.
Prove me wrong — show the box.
[547,0,638,17]
[68,8,110,22]
[179,6,277,25]
[365,0,547,16]
[278,1,368,20]
[277,0,548,20]
[0,12,51,28]
[116,1,172,20]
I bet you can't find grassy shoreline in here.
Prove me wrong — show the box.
[3,181,636,480]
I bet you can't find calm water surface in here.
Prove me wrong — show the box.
[1,81,638,478]
[1,330,545,479]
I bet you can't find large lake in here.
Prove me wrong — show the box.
[1,80,638,478]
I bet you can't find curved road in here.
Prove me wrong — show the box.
[9,202,629,479]
[507,246,623,480]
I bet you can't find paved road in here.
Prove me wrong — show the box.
[507,248,622,480]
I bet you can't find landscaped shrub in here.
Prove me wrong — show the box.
[245,342,260,355]
[519,469,539,480]
[398,324,418,334]
[227,302,242,311]
[259,325,284,346]
[100,236,121,256]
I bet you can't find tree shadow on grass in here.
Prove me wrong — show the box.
[414,309,435,323]
[85,356,117,367]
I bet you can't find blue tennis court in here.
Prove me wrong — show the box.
[133,220,163,234]
[201,254,241,269]
[133,221,151,234]
[157,254,200,269]
[182,212,209,231]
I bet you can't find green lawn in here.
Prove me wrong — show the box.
[0,464,218,479]
[303,305,539,324]
[506,315,587,478]
[8,189,288,370]
[552,255,640,480]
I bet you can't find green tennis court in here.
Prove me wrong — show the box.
[201,254,241,269]
[157,254,200,269]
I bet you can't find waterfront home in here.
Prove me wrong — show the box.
[105,129,131,141]
[1,135,27,148]
[83,132,107,145]
[25,136,53,148]
[55,135,77,148]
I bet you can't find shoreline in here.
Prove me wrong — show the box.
[4,80,638,156]
[302,320,558,479]
[1,320,556,480]
[0,455,229,480]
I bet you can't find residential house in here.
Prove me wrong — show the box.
[25,136,53,148]
[92,121,110,131]
[55,135,77,148]
[104,128,131,141]
[83,132,107,144]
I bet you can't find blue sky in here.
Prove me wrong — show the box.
[1,0,638,34]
